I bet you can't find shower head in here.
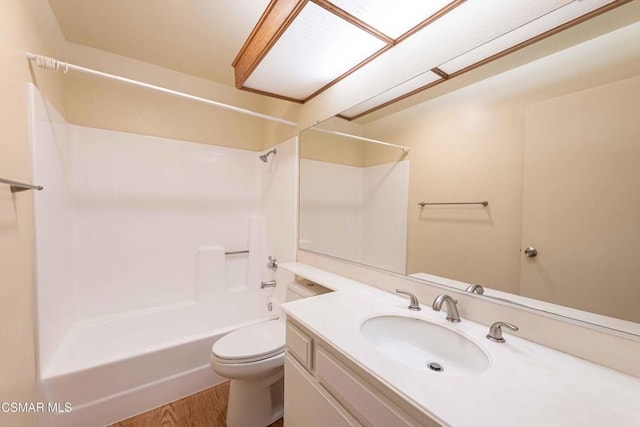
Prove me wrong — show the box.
[259,149,277,163]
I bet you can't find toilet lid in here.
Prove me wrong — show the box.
[212,319,285,363]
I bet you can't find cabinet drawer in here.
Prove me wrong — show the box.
[286,323,313,370]
[316,347,421,427]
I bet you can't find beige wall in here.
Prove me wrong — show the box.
[0,1,67,426]
[262,97,301,150]
[299,117,405,167]
[300,117,365,167]
[362,143,409,167]
[300,132,364,167]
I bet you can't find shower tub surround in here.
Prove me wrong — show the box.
[299,158,409,274]
[29,86,297,426]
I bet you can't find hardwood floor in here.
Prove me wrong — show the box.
[112,381,284,427]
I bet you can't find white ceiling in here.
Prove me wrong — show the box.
[48,0,271,86]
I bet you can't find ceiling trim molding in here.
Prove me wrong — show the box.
[395,0,467,43]
[238,86,305,104]
[302,44,394,102]
[232,0,309,88]
[312,0,395,45]
[340,0,633,121]
[431,67,451,80]
[338,77,445,121]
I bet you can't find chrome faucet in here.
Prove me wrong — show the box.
[486,321,519,343]
[465,284,484,295]
[395,289,421,311]
[432,294,461,322]
[266,256,278,272]
[260,280,276,289]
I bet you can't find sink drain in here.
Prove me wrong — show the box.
[428,362,443,372]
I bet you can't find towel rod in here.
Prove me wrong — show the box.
[0,177,43,193]
[225,250,249,255]
[419,201,488,207]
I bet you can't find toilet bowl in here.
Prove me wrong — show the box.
[211,318,286,427]
[211,281,330,426]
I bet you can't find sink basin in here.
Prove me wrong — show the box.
[360,315,490,376]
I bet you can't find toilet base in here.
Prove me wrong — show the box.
[226,369,284,427]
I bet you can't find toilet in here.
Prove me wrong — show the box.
[210,280,331,427]
[210,318,286,427]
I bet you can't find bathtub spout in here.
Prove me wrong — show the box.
[260,280,276,289]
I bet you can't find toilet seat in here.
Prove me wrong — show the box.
[212,319,285,364]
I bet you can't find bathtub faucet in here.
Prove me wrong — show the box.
[267,256,278,271]
[261,280,276,289]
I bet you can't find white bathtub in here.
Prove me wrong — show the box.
[38,292,278,426]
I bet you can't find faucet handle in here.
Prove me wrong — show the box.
[266,256,278,271]
[465,284,484,295]
[395,289,421,311]
[486,321,519,343]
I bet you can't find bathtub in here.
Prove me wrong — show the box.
[38,291,278,426]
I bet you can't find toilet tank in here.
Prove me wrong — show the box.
[286,279,331,302]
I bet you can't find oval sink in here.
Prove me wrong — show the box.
[360,315,490,376]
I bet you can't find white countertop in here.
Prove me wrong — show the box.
[281,263,640,427]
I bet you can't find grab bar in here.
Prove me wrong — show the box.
[418,201,488,207]
[0,177,44,193]
[225,250,249,255]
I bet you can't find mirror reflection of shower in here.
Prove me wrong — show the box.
[259,149,276,163]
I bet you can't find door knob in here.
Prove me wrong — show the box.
[524,247,538,257]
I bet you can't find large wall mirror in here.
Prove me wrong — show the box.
[299,12,640,335]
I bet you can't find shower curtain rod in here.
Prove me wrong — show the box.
[310,128,410,153]
[26,53,298,127]
[0,177,43,193]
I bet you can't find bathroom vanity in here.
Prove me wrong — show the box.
[284,314,441,426]
[281,264,640,427]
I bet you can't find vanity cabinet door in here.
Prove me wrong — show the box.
[286,323,314,370]
[315,347,434,427]
[285,355,361,427]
